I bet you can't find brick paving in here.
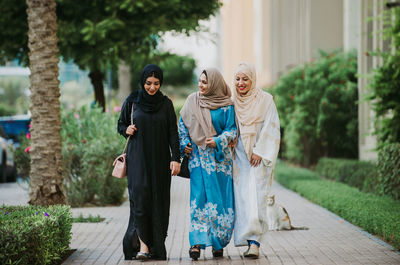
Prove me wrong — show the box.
[1,178,400,264]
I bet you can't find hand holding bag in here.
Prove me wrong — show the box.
[112,104,134,178]
[178,154,190,179]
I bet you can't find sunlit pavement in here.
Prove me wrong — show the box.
[1,178,400,264]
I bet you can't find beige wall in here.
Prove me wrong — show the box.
[220,0,343,87]
[220,0,255,88]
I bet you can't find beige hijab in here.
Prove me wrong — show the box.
[233,62,273,160]
[180,68,233,149]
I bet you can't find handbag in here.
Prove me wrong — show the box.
[112,104,134,178]
[178,154,190,179]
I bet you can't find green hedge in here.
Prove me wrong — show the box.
[378,143,400,200]
[315,157,378,194]
[275,163,400,250]
[0,205,72,265]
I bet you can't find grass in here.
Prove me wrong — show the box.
[275,162,400,250]
[72,213,104,223]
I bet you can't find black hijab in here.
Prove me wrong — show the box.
[135,64,166,113]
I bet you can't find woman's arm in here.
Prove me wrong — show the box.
[167,99,180,163]
[117,100,132,138]
[213,106,237,157]
[252,101,281,167]
[178,117,192,156]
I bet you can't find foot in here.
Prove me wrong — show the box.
[189,245,201,260]
[243,244,259,259]
[212,248,223,258]
[136,251,150,260]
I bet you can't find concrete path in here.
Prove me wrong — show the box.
[1,178,399,264]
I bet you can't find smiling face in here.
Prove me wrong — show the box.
[235,72,252,95]
[198,73,209,94]
[144,75,161,95]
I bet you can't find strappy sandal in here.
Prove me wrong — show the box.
[136,251,150,260]
[212,248,223,257]
[189,245,201,260]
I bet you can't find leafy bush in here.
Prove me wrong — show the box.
[272,50,358,166]
[377,143,400,200]
[316,157,378,193]
[0,205,72,265]
[14,133,31,178]
[275,162,400,250]
[61,105,127,207]
[15,105,127,207]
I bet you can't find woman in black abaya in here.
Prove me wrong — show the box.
[118,64,181,260]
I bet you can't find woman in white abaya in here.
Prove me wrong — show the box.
[232,62,280,258]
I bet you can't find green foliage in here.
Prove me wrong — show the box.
[15,105,127,207]
[369,7,400,145]
[61,105,127,207]
[14,133,31,178]
[0,0,221,110]
[275,163,400,250]
[272,50,358,166]
[377,143,400,200]
[316,158,378,194]
[72,213,103,223]
[129,52,196,90]
[0,1,29,65]
[0,205,72,265]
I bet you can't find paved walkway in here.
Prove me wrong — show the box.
[1,178,399,264]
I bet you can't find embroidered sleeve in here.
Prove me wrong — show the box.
[178,117,191,156]
[214,106,237,160]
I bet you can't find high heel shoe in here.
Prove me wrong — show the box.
[189,245,201,260]
[212,248,223,257]
[136,251,150,260]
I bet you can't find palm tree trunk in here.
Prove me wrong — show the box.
[26,0,66,205]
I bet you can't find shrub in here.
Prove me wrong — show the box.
[315,157,378,193]
[0,205,72,265]
[61,105,127,206]
[272,50,358,166]
[377,143,400,200]
[15,105,127,207]
[275,162,400,250]
[14,133,31,178]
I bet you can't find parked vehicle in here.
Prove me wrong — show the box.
[0,115,30,182]
[0,124,16,183]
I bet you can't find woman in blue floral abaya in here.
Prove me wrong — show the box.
[179,68,237,260]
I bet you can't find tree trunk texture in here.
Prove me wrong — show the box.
[89,70,106,111]
[117,61,132,105]
[26,0,66,205]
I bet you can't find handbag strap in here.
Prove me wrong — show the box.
[122,103,134,153]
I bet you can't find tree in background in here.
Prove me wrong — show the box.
[26,0,65,205]
[0,0,221,111]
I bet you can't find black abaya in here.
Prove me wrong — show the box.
[118,91,180,260]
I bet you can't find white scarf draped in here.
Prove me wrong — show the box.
[233,62,273,160]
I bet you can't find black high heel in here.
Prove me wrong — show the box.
[189,245,201,260]
[212,248,223,257]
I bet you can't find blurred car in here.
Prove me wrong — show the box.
[0,123,16,183]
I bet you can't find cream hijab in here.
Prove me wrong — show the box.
[233,62,273,160]
[180,68,233,149]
